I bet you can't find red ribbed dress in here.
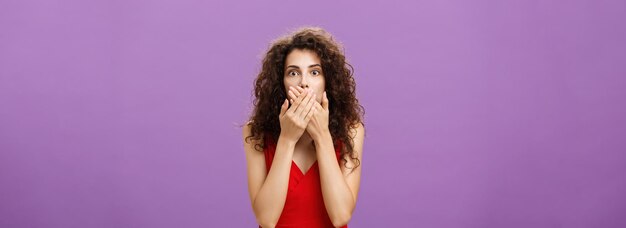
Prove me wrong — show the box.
[259,134,348,228]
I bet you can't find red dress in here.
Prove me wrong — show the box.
[259,134,348,228]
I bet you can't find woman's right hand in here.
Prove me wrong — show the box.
[279,86,317,143]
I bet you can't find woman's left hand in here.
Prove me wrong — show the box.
[288,86,330,141]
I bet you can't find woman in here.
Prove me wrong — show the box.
[242,27,365,228]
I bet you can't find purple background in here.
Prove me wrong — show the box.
[1,0,625,227]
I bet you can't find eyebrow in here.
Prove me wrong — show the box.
[286,64,321,70]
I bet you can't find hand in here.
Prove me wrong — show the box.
[279,86,317,143]
[288,86,330,141]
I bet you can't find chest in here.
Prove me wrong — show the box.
[291,145,317,175]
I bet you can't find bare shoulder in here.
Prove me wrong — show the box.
[242,121,252,142]
[341,122,364,204]
[242,121,262,152]
[348,122,365,152]
[342,122,365,173]
[349,122,365,139]
[242,121,258,144]
[242,121,267,205]
[242,121,253,138]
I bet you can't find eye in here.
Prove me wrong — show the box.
[288,71,299,76]
[311,70,321,76]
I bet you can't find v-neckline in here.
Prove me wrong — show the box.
[292,160,318,176]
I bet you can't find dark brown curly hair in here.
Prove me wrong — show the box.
[244,26,365,173]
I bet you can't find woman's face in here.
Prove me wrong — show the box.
[283,49,325,104]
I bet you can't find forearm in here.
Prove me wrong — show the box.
[315,132,355,226]
[252,136,296,227]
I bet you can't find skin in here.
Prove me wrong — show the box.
[283,48,326,149]
[243,49,364,228]
[282,48,325,148]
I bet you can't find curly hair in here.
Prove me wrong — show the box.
[244,26,365,173]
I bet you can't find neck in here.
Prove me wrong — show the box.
[297,131,314,148]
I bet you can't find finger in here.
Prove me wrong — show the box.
[295,91,313,116]
[288,90,298,101]
[290,86,302,98]
[304,105,317,122]
[295,86,306,94]
[322,91,329,110]
[287,89,308,114]
[295,90,314,116]
[297,87,312,101]
[290,86,305,97]
[300,93,316,119]
[294,87,309,103]
[287,98,295,113]
[314,101,323,111]
[279,99,288,116]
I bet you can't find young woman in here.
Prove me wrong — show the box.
[242,27,365,228]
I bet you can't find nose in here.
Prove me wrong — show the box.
[299,74,309,89]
